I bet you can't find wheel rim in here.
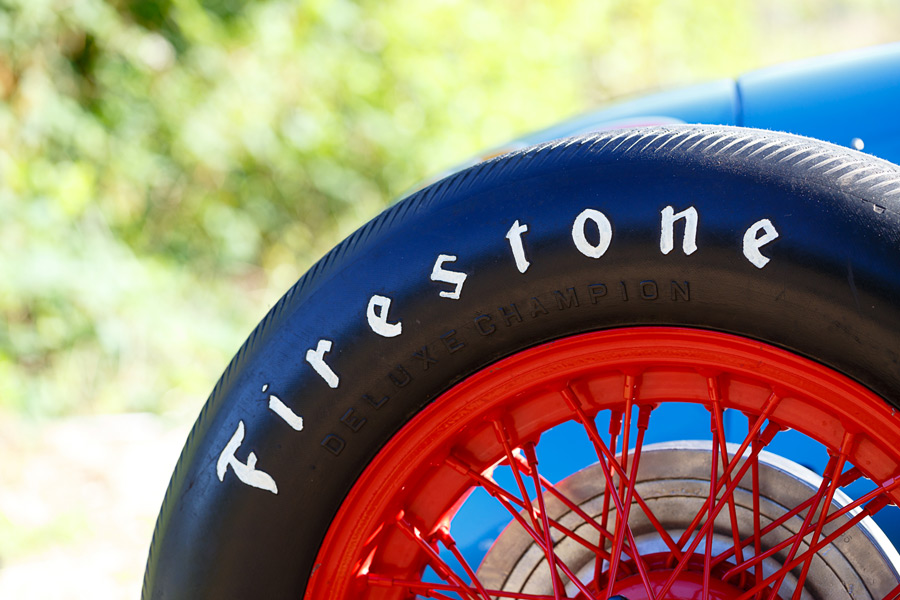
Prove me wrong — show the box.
[306,328,900,599]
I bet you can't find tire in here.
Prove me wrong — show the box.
[143,125,900,599]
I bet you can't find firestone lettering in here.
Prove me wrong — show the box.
[306,339,340,388]
[661,205,699,255]
[743,218,780,269]
[217,421,278,494]
[572,208,613,258]
[218,205,781,490]
[431,254,467,299]
[367,294,402,338]
[505,220,531,273]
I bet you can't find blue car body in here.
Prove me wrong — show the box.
[513,43,900,165]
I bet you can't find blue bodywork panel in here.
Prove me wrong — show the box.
[513,79,740,146]
[740,43,900,163]
[515,43,900,165]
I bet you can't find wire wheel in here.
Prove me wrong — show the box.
[306,328,900,600]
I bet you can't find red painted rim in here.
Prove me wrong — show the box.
[306,328,900,599]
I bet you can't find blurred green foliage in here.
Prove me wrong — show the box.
[1,0,898,418]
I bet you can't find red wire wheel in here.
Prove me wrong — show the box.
[306,328,900,600]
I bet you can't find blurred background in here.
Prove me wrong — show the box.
[1,0,899,597]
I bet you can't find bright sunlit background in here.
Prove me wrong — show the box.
[1,0,899,597]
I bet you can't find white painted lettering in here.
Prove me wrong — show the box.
[216,421,278,494]
[268,395,303,431]
[505,220,531,273]
[572,209,613,258]
[306,339,339,388]
[431,254,467,300]
[367,294,402,337]
[660,205,698,255]
[743,218,779,268]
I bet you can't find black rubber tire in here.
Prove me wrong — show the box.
[143,125,900,599]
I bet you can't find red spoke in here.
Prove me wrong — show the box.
[447,454,615,560]
[510,416,653,583]
[607,409,631,593]
[450,455,599,598]
[446,456,532,518]
[519,434,678,578]
[435,527,492,600]
[708,377,745,573]
[396,517,481,600]
[672,419,781,562]
[526,464,612,537]
[764,454,838,600]
[725,473,900,583]
[607,405,655,600]
[366,574,557,599]
[419,590,458,600]
[735,494,893,600]
[672,393,782,558]
[597,409,623,583]
[486,423,603,597]
[712,466,864,569]
[656,421,782,599]
[522,443,566,599]
[560,387,656,598]
[543,402,682,571]
[484,492,602,600]
[493,420,543,538]
[723,455,836,587]
[563,389,681,558]
[619,374,636,505]
[528,469,651,575]
[703,405,719,600]
[488,423,602,597]
[750,432,763,595]
[790,432,854,600]
[478,473,559,557]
